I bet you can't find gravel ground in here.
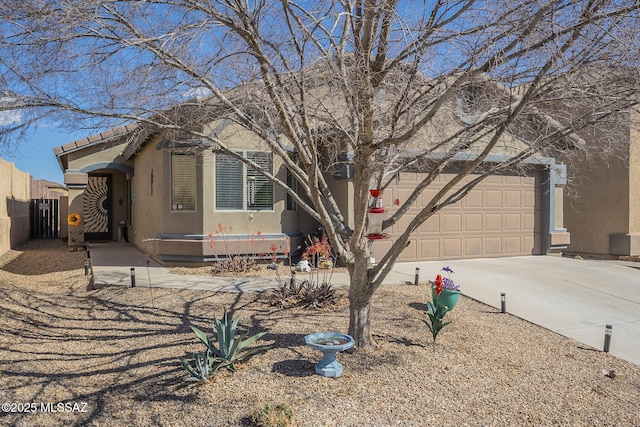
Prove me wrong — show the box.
[0,239,639,427]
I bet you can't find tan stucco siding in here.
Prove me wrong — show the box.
[202,121,299,235]
[204,150,298,236]
[163,150,204,235]
[629,107,640,234]
[66,141,132,172]
[325,176,353,227]
[0,157,31,254]
[130,136,168,247]
[564,150,630,256]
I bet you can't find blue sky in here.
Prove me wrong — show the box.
[3,126,86,185]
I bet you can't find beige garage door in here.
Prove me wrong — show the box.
[372,170,543,261]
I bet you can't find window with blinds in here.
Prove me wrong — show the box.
[171,153,197,211]
[215,151,273,211]
[247,151,273,210]
[215,153,243,210]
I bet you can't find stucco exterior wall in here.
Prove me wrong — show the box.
[0,158,31,255]
[129,135,168,251]
[629,107,640,235]
[202,150,298,236]
[201,122,300,236]
[66,140,132,172]
[563,124,631,256]
[613,106,640,255]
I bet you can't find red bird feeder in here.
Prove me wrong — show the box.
[366,207,389,240]
[369,189,382,198]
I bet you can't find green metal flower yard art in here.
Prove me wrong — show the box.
[430,266,461,311]
[424,268,460,348]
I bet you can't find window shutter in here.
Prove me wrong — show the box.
[215,153,243,210]
[171,153,196,211]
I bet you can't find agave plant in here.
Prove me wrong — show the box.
[190,309,270,372]
[179,349,222,382]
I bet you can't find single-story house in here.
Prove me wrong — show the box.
[53,118,571,264]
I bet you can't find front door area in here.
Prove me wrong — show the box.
[83,175,112,241]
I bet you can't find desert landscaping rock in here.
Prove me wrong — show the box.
[0,240,638,426]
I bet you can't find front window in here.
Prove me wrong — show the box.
[171,153,197,211]
[215,151,273,211]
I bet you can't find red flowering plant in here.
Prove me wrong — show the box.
[267,233,339,309]
[300,233,336,284]
[301,234,333,268]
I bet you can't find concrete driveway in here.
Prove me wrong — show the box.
[389,256,640,366]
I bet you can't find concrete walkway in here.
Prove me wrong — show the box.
[88,242,640,366]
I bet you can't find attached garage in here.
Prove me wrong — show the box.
[372,168,545,262]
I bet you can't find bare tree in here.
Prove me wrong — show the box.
[1,0,639,346]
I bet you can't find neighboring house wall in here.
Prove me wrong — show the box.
[630,114,640,243]
[563,109,634,257]
[610,107,640,256]
[0,158,31,254]
[30,178,66,199]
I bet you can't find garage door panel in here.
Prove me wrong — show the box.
[505,190,522,207]
[523,213,536,231]
[485,213,502,231]
[398,239,418,261]
[464,237,482,257]
[420,188,440,206]
[421,215,439,232]
[387,170,543,261]
[504,175,523,185]
[485,237,502,254]
[443,239,462,257]
[397,215,413,234]
[442,213,462,232]
[398,188,418,205]
[372,239,392,258]
[523,235,535,252]
[464,213,483,232]
[420,239,440,259]
[465,190,483,208]
[381,188,396,207]
[524,190,536,207]
[485,190,502,207]
[504,236,523,254]
[504,213,522,230]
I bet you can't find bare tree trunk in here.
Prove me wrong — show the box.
[347,255,375,348]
